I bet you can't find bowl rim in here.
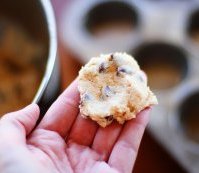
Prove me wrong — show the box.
[32,0,57,104]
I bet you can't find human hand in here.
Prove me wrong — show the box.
[0,80,150,173]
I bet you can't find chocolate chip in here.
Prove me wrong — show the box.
[83,93,91,100]
[118,68,126,73]
[103,86,113,97]
[109,54,114,61]
[99,63,106,73]
[80,93,91,107]
[105,115,113,122]
[117,66,133,76]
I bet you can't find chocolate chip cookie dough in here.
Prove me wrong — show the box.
[0,19,45,116]
[78,52,158,127]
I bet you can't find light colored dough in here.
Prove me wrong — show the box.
[78,52,158,127]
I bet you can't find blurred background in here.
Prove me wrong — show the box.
[1,0,199,172]
[52,0,199,172]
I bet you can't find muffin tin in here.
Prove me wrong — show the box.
[60,0,199,172]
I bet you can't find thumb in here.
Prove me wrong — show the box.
[0,104,40,145]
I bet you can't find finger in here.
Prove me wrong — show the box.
[108,108,151,173]
[92,121,122,161]
[38,79,79,138]
[67,114,98,146]
[0,104,40,144]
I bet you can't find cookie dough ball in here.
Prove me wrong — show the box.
[78,52,158,127]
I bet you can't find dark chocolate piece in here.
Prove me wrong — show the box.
[99,62,106,73]
[105,115,113,122]
[109,54,114,61]
[117,66,133,75]
[84,93,91,100]
[80,93,91,107]
[103,86,113,97]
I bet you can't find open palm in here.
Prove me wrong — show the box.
[0,80,150,173]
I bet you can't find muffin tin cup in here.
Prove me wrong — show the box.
[184,2,199,52]
[166,80,199,173]
[131,41,189,91]
[60,0,142,63]
[169,81,199,153]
